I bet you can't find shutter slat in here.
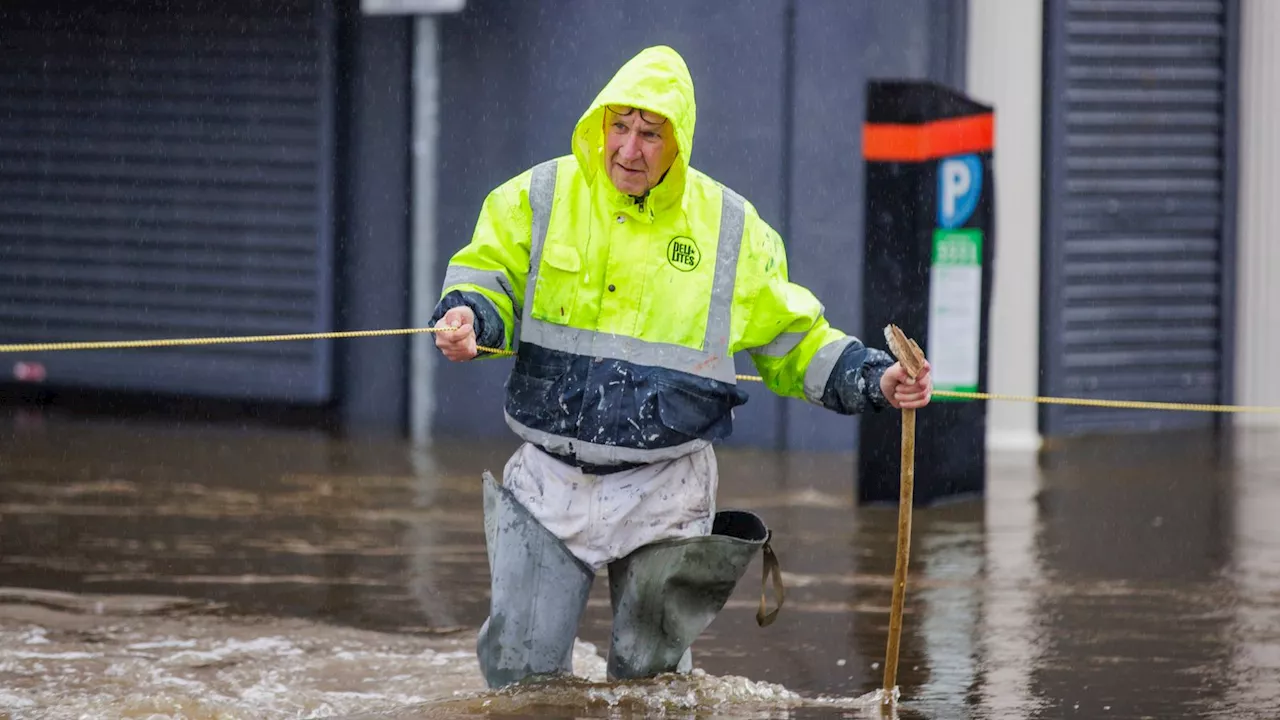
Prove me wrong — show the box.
[1068,66,1222,82]
[1067,156,1221,172]
[1064,305,1219,323]
[1,54,316,82]
[4,32,315,61]
[0,181,317,211]
[0,118,318,145]
[1064,348,1219,368]
[0,158,317,187]
[1065,44,1222,60]
[0,201,317,232]
[1064,282,1219,300]
[0,138,317,165]
[0,76,317,102]
[1068,133,1221,150]
[1068,21,1224,36]
[1066,110,1222,126]
[1069,1,1223,14]
[1,244,315,273]
[0,303,316,338]
[1062,371,1218,393]
[1064,327,1220,345]
[0,264,316,295]
[1067,88,1223,104]
[1065,199,1220,214]
[1064,238,1220,254]
[0,222,317,253]
[0,97,317,123]
[1066,177,1221,193]
[1064,260,1219,276]
[0,285,315,317]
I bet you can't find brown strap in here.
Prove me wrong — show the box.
[756,534,785,627]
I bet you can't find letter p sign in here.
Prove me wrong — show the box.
[938,154,983,229]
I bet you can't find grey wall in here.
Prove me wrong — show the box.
[335,4,413,435]
[431,0,967,452]
[782,0,968,452]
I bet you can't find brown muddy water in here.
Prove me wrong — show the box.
[1,407,1279,719]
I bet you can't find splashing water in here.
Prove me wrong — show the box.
[0,603,888,720]
[368,644,892,720]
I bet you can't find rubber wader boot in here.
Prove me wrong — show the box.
[476,471,595,689]
[606,509,784,681]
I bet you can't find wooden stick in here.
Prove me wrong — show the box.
[880,325,926,706]
[881,405,914,703]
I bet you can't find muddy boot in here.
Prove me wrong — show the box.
[476,471,594,689]
[606,509,783,681]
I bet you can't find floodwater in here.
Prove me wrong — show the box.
[2,406,1279,719]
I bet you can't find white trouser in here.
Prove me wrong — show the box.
[501,442,718,571]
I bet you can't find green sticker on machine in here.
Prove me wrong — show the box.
[928,228,983,398]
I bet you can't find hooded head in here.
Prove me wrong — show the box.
[572,46,695,210]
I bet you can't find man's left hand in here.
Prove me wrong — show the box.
[881,360,933,410]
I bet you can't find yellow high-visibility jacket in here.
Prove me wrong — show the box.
[433,46,893,472]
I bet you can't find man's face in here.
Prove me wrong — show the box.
[604,105,678,197]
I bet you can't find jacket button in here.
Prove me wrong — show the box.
[608,284,616,292]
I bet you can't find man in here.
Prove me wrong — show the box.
[432,46,932,688]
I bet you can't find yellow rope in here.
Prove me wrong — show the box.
[3,326,1277,415]
[728,377,1279,414]
[929,389,1280,415]
[0,327,445,354]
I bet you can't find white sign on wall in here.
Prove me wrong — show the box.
[929,153,985,396]
[928,228,983,394]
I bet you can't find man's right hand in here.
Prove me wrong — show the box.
[434,306,479,361]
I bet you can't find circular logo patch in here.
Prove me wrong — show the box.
[666,236,701,271]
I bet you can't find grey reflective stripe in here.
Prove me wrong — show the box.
[443,265,520,328]
[746,331,807,359]
[496,273,520,317]
[703,186,746,359]
[523,159,560,322]
[505,412,710,466]
[803,337,854,404]
[521,319,739,383]
[443,265,508,297]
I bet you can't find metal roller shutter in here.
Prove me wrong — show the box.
[1041,0,1237,435]
[0,0,336,402]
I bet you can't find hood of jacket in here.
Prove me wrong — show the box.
[571,45,695,215]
